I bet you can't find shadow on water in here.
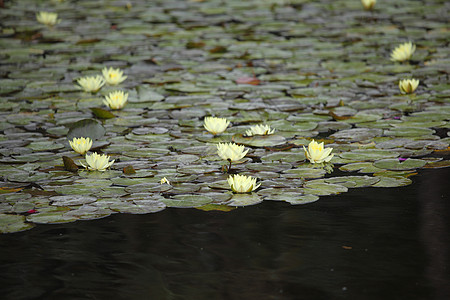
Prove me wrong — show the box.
[0,168,449,300]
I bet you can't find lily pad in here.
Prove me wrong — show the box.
[67,119,106,141]
[0,214,35,233]
[232,134,286,147]
[50,195,97,206]
[227,193,263,207]
[324,176,380,188]
[282,168,327,179]
[303,181,348,196]
[26,209,78,224]
[110,200,166,214]
[162,195,213,208]
[339,149,400,162]
[373,158,427,171]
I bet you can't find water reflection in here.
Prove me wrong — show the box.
[0,169,449,300]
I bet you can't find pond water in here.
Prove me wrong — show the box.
[1,167,448,300]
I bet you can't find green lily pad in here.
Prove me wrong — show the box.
[232,134,286,147]
[26,209,78,224]
[384,127,435,137]
[303,181,348,196]
[135,85,165,102]
[50,195,97,206]
[110,200,166,214]
[258,187,319,204]
[331,128,383,142]
[0,214,35,233]
[261,151,306,163]
[67,119,106,141]
[196,204,235,212]
[372,176,412,188]
[282,168,327,179]
[339,162,384,173]
[324,176,380,188]
[27,141,65,151]
[339,149,400,162]
[90,107,116,119]
[228,193,263,207]
[162,195,213,208]
[373,158,427,170]
[64,205,113,220]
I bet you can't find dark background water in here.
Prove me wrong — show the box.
[0,168,449,300]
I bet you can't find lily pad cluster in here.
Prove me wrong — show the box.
[0,0,449,233]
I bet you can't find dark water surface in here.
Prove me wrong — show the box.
[1,168,449,300]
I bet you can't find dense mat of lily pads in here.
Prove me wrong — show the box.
[0,0,449,233]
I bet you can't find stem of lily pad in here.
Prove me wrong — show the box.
[228,159,232,173]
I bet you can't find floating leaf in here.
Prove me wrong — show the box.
[228,193,263,207]
[339,162,383,173]
[26,209,78,224]
[372,176,412,188]
[196,204,235,212]
[339,149,400,162]
[162,195,213,208]
[232,134,286,147]
[67,119,106,141]
[236,77,260,85]
[282,168,326,179]
[423,160,450,169]
[258,188,319,205]
[110,200,166,214]
[324,176,380,188]
[303,181,348,196]
[62,156,78,172]
[0,214,35,233]
[373,159,427,171]
[123,165,136,175]
[50,195,97,206]
[90,107,116,119]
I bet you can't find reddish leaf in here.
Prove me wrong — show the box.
[235,77,260,85]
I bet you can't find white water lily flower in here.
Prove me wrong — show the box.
[80,152,114,171]
[160,177,170,185]
[303,140,334,164]
[245,124,275,136]
[102,67,127,85]
[390,42,416,62]
[36,11,59,26]
[69,137,92,155]
[217,142,249,162]
[361,0,376,10]
[76,75,105,93]
[399,78,419,94]
[227,174,261,193]
[103,90,128,109]
[204,116,230,135]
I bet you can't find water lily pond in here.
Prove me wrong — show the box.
[0,0,449,236]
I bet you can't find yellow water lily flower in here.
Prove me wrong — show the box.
[103,90,128,110]
[303,140,334,164]
[204,116,230,135]
[361,0,376,10]
[80,152,114,171]
[160,177,171,185]
[217,142,249,162]
[398,78,419,94]
[390,42,416,62]
[36,11,59,26]
[69,137,92,155]
[76,75,105,93]
[227,174,261,193]
[245,124,275,136]
[102,67,127,85]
